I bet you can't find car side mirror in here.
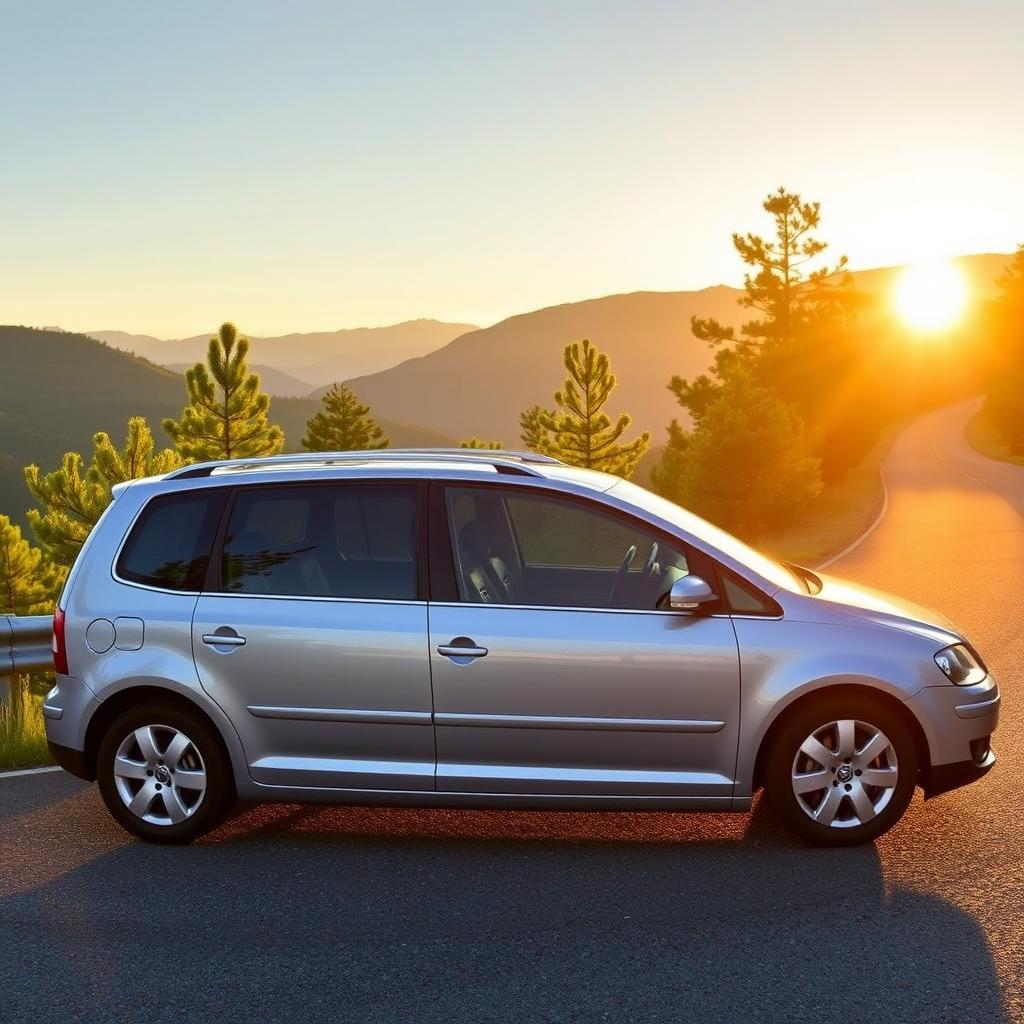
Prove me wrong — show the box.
[669,575,717,612]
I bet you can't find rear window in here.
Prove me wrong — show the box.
[117,491,226,591]
[220,483,419,600]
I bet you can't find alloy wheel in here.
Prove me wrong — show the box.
[791,719,899,829]
[112,724,208,826]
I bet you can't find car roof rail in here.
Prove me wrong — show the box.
[166,448,563,481]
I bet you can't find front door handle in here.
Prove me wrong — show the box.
[202,630,247,647]
[437,637,488,659]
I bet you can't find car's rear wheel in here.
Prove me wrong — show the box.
[764,693,918,847]
[97,701,234,844]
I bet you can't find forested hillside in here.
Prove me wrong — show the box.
[0,327,452,525]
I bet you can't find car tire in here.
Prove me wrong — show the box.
[764,693,918,847]
[97,700,235,845]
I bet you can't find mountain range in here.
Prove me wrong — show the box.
[341,287,740,444]
[87,320,476,391]
[162,363,316,398]
[2,252,1011,528]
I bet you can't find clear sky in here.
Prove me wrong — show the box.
[2,0,1022,337]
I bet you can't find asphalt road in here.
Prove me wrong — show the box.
[2,399,1022,1024]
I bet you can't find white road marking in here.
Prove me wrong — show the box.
[0,764,62,780]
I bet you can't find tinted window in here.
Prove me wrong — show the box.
[722,571,777,615]
[446,487,689,610]
[221,484,418,600]
[118,491,225,591]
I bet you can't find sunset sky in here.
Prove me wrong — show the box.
[2,0,1022,337]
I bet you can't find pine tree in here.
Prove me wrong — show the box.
[163,322,284,462]
[690,186,851,356]
[519,404,553,455]
[93,417,182,488]
[540,339,650,477]
[0,515,55,617]
[25,418,180,567]
[459,438,504,450]
[673,188,856,461]
[985,245,1024,452]
[302,383,389,452]
[0,516,64,716]
[668,368,821,538]
[649,420,690,503]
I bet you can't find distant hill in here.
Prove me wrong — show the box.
[87,320,476,390]
[0,327,454,527]
[164,362,314,398]
[341,288,744,444]
[340,254,1013,445]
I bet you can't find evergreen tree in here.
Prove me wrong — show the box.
[459,438,504,449]
[0,515,56,617]
[690,186,851,355]
[163,322,284,462]
[25,418,180,567]
[672,188,858,472]
[302,383,389,452]
[668,368,822,538]
[985,245,1024,452]
[0,515,64,716]
[540,339,650,477]
[656,186,856,519]
[649,420,690,501]
[519,404,553,455]
[997,243,1024,299]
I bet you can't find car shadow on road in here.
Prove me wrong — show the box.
[0,791,1010,1024]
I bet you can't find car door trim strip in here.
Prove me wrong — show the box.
[434,712,726,733]
[247,705,432,725]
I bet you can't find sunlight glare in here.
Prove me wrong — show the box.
[893,262,968,331]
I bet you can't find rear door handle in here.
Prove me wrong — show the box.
[437,638,488,659]
[202,632,246,647]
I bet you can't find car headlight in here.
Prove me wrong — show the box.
[934,644,987,686]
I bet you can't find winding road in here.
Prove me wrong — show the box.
[2,399,1022,1023]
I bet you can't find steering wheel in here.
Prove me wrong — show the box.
[608,544,637,606]
[644,541,660,577]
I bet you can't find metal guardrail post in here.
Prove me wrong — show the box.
[1,615,13,707]
[0,615,54,706]
[9,615,54,674]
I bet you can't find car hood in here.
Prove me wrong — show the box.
[799,571,962,647]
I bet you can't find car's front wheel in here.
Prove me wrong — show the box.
[764,693,918,847]
[97,701,234,844]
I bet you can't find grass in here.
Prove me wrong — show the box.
[965,406,1024,467]
[0,693,53,772]
[757,427,899,568]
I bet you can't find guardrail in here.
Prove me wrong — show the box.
[1,615,54,677]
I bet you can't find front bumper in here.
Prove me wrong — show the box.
[924,747,996,799]
[907,675,1000,799]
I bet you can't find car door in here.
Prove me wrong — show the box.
[192,479,435,791]
[428,482,741,802]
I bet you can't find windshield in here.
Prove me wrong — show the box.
[606,480,799,593]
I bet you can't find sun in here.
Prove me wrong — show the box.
[893,262,968,331]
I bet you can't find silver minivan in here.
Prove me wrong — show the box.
[44,449,999,846]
